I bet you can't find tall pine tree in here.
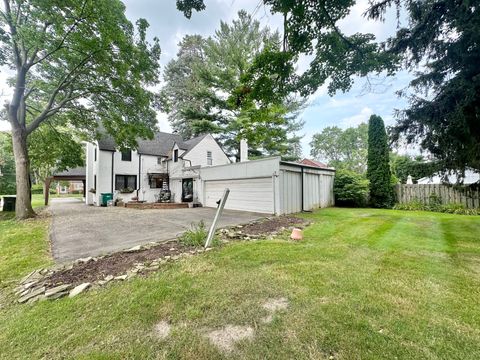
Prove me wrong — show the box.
[367,115,393,208]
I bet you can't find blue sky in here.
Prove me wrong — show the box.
[0,0,413,157]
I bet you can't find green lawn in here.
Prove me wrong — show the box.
[0,208,479,359]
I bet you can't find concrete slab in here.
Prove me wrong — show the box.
[49,198,265,262]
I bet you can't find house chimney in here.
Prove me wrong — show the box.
[240,139,248,162]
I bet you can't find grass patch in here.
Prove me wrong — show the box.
[179,220,209,247]
[0,213,51,290]
[0,208,479,359]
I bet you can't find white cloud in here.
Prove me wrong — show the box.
[340,107,373,128]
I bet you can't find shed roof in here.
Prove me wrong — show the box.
[299,158,330,169]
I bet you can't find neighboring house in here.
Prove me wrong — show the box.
[85,132,336,214]
[417,168,480,185]
[56,181,83,195]
[299,158,331,169]
[85,132,230,206]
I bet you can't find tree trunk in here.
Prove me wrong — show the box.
[11,127,35,219]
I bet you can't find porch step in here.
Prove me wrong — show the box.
[124,202,189,210]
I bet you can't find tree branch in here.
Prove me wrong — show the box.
[28,0,89,67]
[2,0,22,67]
[26,51,96,134]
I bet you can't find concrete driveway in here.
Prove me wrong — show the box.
[49,198,265,262]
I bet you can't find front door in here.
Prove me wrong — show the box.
[182,178,194,202]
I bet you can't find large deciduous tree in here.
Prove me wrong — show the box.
[367,0,480,172]
[310,123,368,173]
[162,11,304,160]
[367,115,393,208]
[0,0,161,219]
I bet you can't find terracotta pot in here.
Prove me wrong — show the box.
[290,228,303,241]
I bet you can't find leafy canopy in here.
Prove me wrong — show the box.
[176,0,397,99]
[367,0,480,171]
[1,0,161,147]
[310,123,368,173]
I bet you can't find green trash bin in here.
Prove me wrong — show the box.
[100,193,113,207]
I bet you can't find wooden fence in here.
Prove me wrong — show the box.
[395,184,480,209]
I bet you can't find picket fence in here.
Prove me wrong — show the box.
[395,184,480,209]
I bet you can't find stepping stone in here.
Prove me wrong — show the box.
[69,283,91,298]
[18,286,46,303]
[45,284,71,298]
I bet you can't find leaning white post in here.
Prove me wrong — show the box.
[205,188,230,248]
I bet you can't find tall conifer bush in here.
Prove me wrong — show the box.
[367,115,394,208]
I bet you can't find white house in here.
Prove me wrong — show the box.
[417,168,480,185]
[85,132,336,214]
[85,132,230,206]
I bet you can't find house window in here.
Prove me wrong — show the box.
[150,178,163,189]
[157,157,163,165]
[94,175,97,190]
[121,150,132,161]
[115,175,136,191]
[173,149,179,163]
[94,148,97,162]
[207,151,213,165]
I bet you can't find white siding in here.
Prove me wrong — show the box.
[183,134,230,167]
[204,178,274,213]
[85,142,95,205]
[279,169,302,214]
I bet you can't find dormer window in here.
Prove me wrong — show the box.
[207,151,212,165]
[173,149,179,163]
[121,150,132,161]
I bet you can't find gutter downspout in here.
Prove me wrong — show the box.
[111,152,114,193]
[301,166,304,212]
[138,154,141,199]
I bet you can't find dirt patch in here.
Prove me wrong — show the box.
[236,216,307,236]
[154,321,171,340]
[206,325,254,353]
[261,297,289,323]
[263,297,289,312]
[45,241,197,287]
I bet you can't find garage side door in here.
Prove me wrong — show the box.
[204,178,274,214]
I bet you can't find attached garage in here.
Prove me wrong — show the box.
[200,157,335,215]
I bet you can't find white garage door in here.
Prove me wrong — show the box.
[204,177,274,214]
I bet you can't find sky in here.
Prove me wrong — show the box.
[0,0,414,157]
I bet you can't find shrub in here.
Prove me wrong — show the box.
[30,184,55,194]
[334,169,369,207]
[179,220,215,247]
[367,115,394,208]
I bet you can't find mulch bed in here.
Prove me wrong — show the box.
[45,241,196,287]
[238,216,307,235]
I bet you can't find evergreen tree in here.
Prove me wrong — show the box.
[162,11,304,160]
[367,115,393,208]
